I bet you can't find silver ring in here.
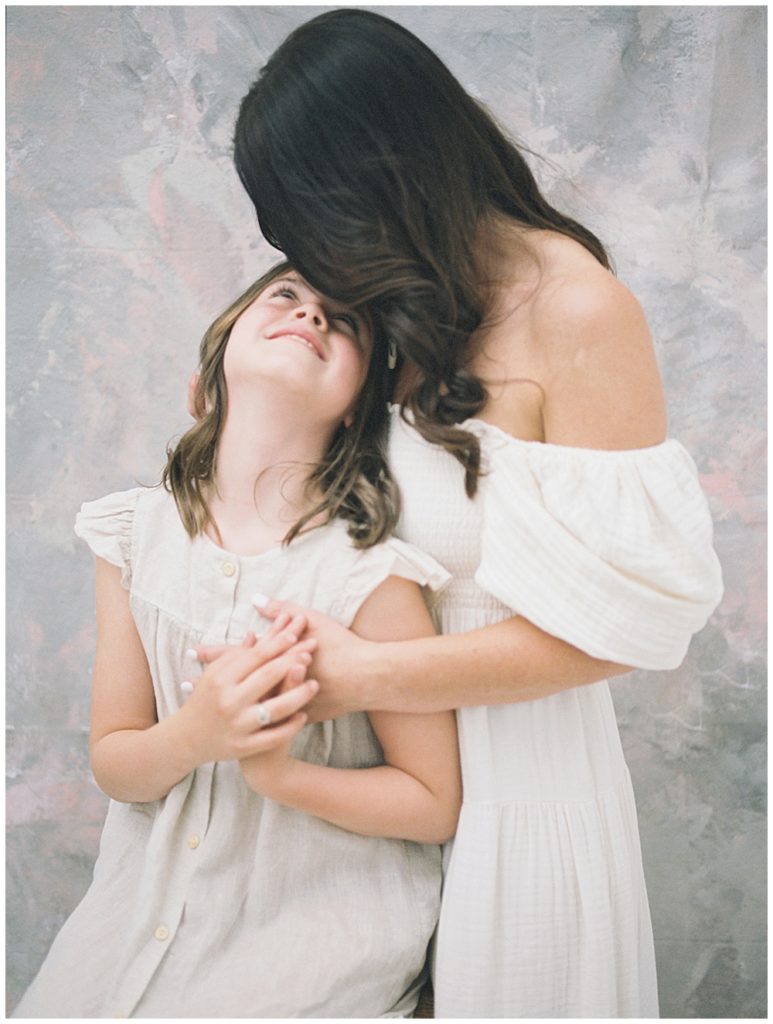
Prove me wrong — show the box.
[256,702,271,728]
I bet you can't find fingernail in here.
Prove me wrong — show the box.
[184,648,199,661]
[298,652,312,665]
[285,633,298,645]
[307,679,319,693]
[180,681,194,695]
[251,592,271,609]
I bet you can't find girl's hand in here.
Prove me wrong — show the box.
[176,630,319,765]
[238,663,308,796]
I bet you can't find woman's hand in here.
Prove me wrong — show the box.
[189,609,309,660]
[176,630,319,765]
[196,602,372,722]
[255,599,372,721]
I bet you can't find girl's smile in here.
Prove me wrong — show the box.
[267,325,327,360]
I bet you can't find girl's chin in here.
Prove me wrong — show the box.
[224,374,352,423]
[227,360,321,390]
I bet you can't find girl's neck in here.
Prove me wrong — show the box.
[207,390,331,555]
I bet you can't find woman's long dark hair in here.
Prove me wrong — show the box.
[234,8,609,495]
[162,261,399,548]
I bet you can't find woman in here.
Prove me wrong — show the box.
[210,9,723,1017]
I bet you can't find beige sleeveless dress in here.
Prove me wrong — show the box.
[15,485,450,1019]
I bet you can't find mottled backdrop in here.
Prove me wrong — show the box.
[6,6,766,1017]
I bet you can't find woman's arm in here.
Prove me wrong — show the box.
[204,273,669,718]
[89,558,317,802]
[243,609,627,718]
[240,576,462,843]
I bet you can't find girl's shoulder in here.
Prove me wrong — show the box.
[76,484,173,535]
[75,485,182,586]
[317,523,450,628]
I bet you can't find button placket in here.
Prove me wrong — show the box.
[208,555,240,642]
[105,899,186,1016]
[106,764,215,1016]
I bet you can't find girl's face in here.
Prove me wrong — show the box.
[224,272,371,427]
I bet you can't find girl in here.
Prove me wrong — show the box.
[227,9,725,1018]
[15,262,461,1019]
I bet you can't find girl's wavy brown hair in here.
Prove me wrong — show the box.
[162,261,399,548]
[234,9,610,496]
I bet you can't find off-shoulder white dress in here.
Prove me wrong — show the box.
[388,408,724,1019]
[15,485,450,1020]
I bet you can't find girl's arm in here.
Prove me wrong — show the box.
[89,558,318,802]
[239,575,462,844]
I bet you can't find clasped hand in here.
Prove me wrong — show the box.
[178,612,318,766]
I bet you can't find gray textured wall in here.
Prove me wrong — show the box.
[7,6,766,1017]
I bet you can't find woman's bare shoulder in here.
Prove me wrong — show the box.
[522,232,638,333]
[524,237,668,449]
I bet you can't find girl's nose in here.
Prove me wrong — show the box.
[294,303,327,330]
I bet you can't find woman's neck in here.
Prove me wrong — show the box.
[208,389,331,554]
[474,213,544,292]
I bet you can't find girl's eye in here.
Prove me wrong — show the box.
[332,313,359,335]
[270,286,299,301]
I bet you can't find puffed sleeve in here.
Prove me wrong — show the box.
[73,487,140,589]
[475,437,724,670]
[331,536,451,627]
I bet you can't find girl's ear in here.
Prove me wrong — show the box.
[187,371,209,420]
[343,413,354,429]
[187,372,201,419]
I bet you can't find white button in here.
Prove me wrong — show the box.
[222,561,236,577]
[154,924,169,942]
[187,835,200,850]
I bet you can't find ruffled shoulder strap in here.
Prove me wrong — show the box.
[474,436,724,670]
[330,534,451,628]
[74,487,142,588]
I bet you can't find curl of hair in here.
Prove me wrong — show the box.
[162,260,399,548]
[234,8,610,496]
